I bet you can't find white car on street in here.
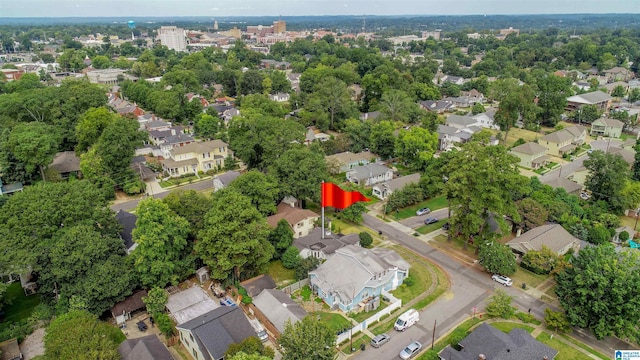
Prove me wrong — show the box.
[492,274,513,287]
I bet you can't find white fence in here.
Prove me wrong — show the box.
[281,278,310,294]
[336,290,402,345]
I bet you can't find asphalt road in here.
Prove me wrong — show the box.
[357,213,631,359]
[399,208,449,229]
[110,178,214,212]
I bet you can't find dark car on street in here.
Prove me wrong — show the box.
[424,217,438,225]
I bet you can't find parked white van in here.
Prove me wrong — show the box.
[394,309,419,331]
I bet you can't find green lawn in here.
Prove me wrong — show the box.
[415,221,445,235]
[0,282,41,327]
[339,334,371,353]
[393,195,448,220]
[510,266,548,289]
[266,261,296,288]
[536,332,591,360]
[313,311,353,334]
[159,174,202,188]
[389,247,433,303]
[490,321,535,333]
[558,334,609,360]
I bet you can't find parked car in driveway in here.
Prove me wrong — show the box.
[492,274,513,287]
[416,207,431,216]
[424,217,438,225]
[370,333,390,348]
[399,341,422,359]
[442,222,450,230]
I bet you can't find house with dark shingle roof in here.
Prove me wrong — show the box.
[212,170,241,192]
[176,306,255,360]
[540,177,582,195]
[439,323,558,360]
[240,275,277,298]
[118,334,174,360]
[115,210,138,254]
[506,224,580,256]
[510,142,549,169]
[293,228,360,260]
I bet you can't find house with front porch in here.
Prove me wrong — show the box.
[510,142,549,169]
[346,164,393,186]
[590,118,624,138]
[309,245,410,312]
[566,91,612,113]
[161,139,230,177]
[372,173,421,200]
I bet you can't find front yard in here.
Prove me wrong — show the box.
[266,260,296,288]
[392,195,448,220]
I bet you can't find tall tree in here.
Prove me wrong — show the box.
[44,310,123,360]
[162,190,212,239]
[535,75,571,126]
[278,317,336,360]
[131,199,191,288]
[6,121,60,180]
[75,106,119,152]
[478,240,517,276]
[395,126,438,170]
[197,190,274,281]
[443,141,528,247]
[370,120,396,159]
[268,146,328,203]
[379,89,414,122]
[584,150,630,212]
[556,244,640,339]
[268,219,294,259]
[306,76,357,130]
[632,139,640,181]
[228,170,281,216]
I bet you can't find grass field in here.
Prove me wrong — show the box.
[509,266,548,289]
[266,261,296,288]
[0,282,41,327]
[415,221,445,235]
[490,321,535,333]
[313,311,352,334]
[389,247,434,304]
[536,332,591,360]
[393,195,448,220]
[339,334,371,354]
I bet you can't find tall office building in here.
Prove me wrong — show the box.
[273,20,286,34]
[158,26,187,52]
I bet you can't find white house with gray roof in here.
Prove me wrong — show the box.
[372,173,421,200]
[309,245,410,312]
[325,151,379,174]
[346,163,393,186]
[510,142,549,169]
[176,306,255,360]
[590,118,624,138]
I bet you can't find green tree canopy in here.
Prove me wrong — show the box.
[584,150,631,213]
[44,310,124,360]
[370,120,396,159]
[478,241,517,276]
[268,219,294,259]
[143,287,169,316]
[228,170,281,216]
[197,190,274,281]
[486,289,516,319]
[395,126,438,170]
[268,146,328,202]
[75,106,119,152]
[162,189,212,239]
[6,121,60,179]
[555,244,640,339]
[131,198,191,288]
[278,317,336,360]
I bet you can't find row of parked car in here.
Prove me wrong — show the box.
[368,309,422,359]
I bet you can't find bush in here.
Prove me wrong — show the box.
[515,311,536,323]
[295,256,320,280]
[154,312,175,337]
[359,232,373,247]
[282,246,301,269]
[238,286,253,304]
[619,231,630,242]
[403,274,415,287]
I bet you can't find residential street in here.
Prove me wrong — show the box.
[355,213,631,359]
[110,178,214,212]
[398,208,449,229]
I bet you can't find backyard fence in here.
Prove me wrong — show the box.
[281,278,309,294]
[336,290,402,345]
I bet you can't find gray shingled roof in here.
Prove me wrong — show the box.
[439,323,558,360]
[253,289,307,333]
[376,173,421,193]
[347,163,392,181]
[568,90,612,104]
[541,177,582,194]
[214,170,241,187]
[510,142,547,155]
[115,210,137,250]
[118,334,174,360]
[177,307,255,360]
[541,129,574,143]
[293,228,360,255]
[171,140,228,156]
[506,224,578,254]
[49,151,81,174]
[446,114,477,127]
[240,275,277,298]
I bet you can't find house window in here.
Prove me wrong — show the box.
[190,334,194,342]
[192,348,198,359]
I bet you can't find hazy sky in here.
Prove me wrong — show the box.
[2,0,640,17]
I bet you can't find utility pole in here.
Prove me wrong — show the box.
[431,320,437,350]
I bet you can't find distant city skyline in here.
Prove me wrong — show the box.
[2,0,640,18]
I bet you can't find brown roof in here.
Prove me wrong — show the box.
[49,151,81,174]
[240,274,277,297]
[506,224,578,254]
[111,290,148,318]
[541,177,582,194]
[266,203,319,229]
